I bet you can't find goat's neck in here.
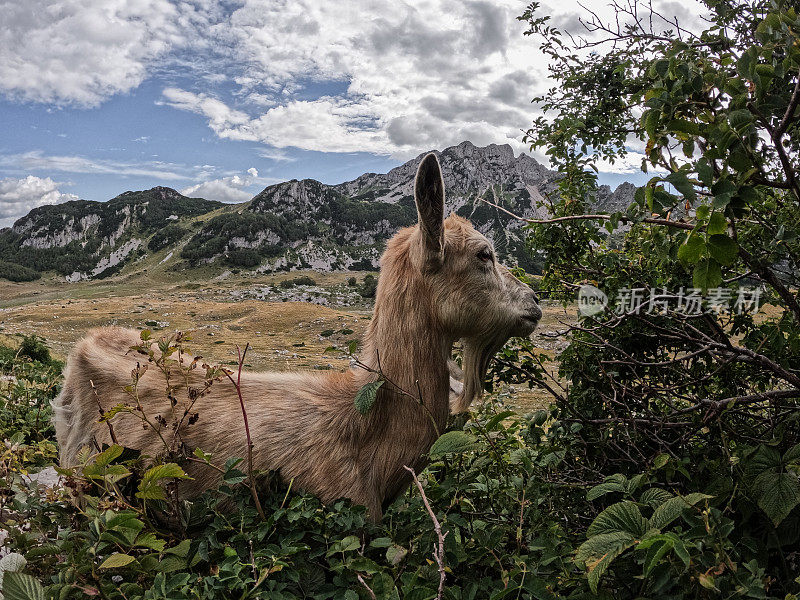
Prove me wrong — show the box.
[359,291,452,428]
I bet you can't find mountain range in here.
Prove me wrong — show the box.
[0,141,635,282]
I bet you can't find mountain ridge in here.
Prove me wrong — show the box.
[0,142,635,282]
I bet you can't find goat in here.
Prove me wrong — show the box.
[53,153,541,520]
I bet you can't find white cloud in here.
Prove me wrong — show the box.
[155,0,708,161]
[180,167,278,203]
[0,151,194,180]
[0,175,79,227]
[0,0,184,106]
[157,0,545,158]
[595,151,668,175]
[255,147,295,163]
[1,0,710,174]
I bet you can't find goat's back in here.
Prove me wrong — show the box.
[53,326,144,467]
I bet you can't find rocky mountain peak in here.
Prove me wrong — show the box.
[249,178,343,218]
[0,141,638,282]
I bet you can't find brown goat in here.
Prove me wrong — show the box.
[53,154,541,519]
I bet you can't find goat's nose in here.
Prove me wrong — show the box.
[527,289,541,318]
[530,303,542,321]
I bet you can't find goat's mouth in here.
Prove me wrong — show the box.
[516,311,541,335]
[521,307,542,323]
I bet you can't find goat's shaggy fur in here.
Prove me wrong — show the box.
[53,154,541,519]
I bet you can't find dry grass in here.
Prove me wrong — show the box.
[0,272,573,412]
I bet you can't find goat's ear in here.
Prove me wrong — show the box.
[414,153,445,261]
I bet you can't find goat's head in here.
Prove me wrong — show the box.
[379,152,541,412]
[409,153,541,340]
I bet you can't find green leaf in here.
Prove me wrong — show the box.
[754,471,800,526]
[587,501,648,537]
[82,463,131,483]
[165,539,192,558]
[429,430,478,458]
[223,469,247,485]
[641,110,658,139]
[385,544,408,566]
[693,258,722,292]
[94,444,123,467]
[99,404,130,423]
[677,235,705,265]
[576,532,637,594]
[707,234,738,265]
[587,474,627,501]
[193,447,213,462]
[135,532,166,552]
[640,535,675,576]
[99,553,136,569]
[484,410,516,430]
[156,556,187,573]
[650,493,711,530]
[144,463,189,481]
[707,212,727,235]
[697,158,713,186]
[711,178,737,207]
[665,171,696,201]
[667,119,700,135]
[785,444,800,465]
[653,453,669,469]
[728,109,755,133]
[136,463,191,500]
[698,574,717,590]
[348,557,381,574]
[575,532,637,565]
[354,380,384,415]
[746,445,782,481]
[639,488,674,508]
[327,535,361,556]
[652,59,669,78]
[1,572,45,600]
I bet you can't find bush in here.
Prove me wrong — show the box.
[181,212,305,264]
[148,224,186,252]
[279,275,317,288]
[19,335,51,364]
[0,341,60,446]
[0,260,40,282]
[359,274,377,298]
[491,1,800,595]
[224,249,261,268]
[348,257,375,271]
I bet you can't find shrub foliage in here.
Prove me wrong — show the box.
[1,2,799,598]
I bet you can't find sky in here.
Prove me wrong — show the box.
[0,0,708,227]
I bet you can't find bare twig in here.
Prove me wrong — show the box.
[90,379,118,445]
[479,196,694,230]
[357,574,377,600]
[404,466,448,599]
[225,343,266,521]
[776,73,800,138]
[351,351,441,438]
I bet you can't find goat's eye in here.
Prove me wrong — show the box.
[476,249,493,263]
